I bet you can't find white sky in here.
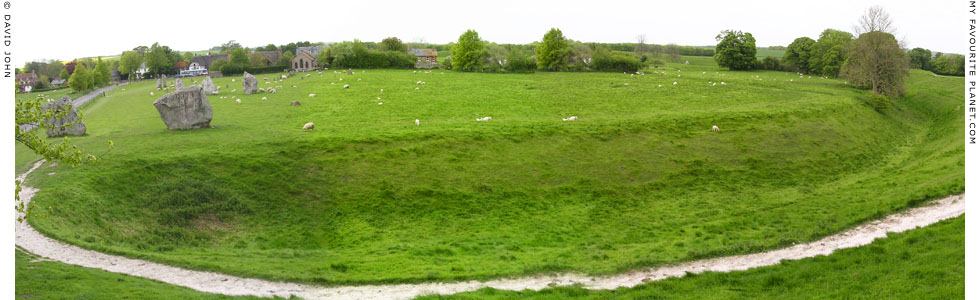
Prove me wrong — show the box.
[16,0,963,65]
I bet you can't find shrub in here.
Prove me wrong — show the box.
[505,49,536,72]
[757,56,782,71]
[865,94,891,112]
[592,48,642,73]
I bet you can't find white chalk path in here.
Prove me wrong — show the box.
[15,160,965,299]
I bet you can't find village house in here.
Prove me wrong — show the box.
[16,70,38,93]
[50,78,67,88]
[408,48,439,68]
[189,54,230,72]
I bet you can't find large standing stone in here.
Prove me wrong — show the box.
[175,78,185,89]
[156,75,167,89]
[43,96,86,137]
[242,72,258,94]
[153,86,213,130]
[201,77,218,95]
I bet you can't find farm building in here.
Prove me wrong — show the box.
[408,48,439,68]
[16,70,38,92]
[291,51,319,71]
[50,78,67,88]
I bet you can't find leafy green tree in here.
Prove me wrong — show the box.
[909,48,932,70]
[209,59,229,73]
[68,63,92,92]
[181,52,194,63]
[145,42,177,76]
[450,30,488,71]
[380,37,406,52]
[317,48,332,67]
[93,57,111,86]
[809,29,853,77]
[229,47,249,66]
[931,53,965,76]
[713,30,757,70]
[118,51,143,79]
[841,31,909,98]
[220,40,242,53]
[535,28,571,71]
[783,37,816,72]
[278,51,295,66]
[59,69,70,81]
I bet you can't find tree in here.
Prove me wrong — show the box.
[59,69,70,81]
[93,57,111,86]
[450,30,488,71]
[380,37,406,52]
[809,29,853,77]
[635,34,647,55]
[248,52,270,67]
[118,50,143,79]
[909,47,932,70]
[783,37,816,72]
[181,52,194,63]
[229,47,249,66]
[535,28,571,71]
[68,62,92,92]
[145,42,177,76]
[713,30,757,70]
[278,51,295,66]
[855,6,895,34]
[220,40,242,53]
[841,31,909,98]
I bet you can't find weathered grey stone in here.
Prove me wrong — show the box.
[242,72,258,94]
[201,77,218,95]
[156,75,167,89]
[153,86,213,130]
[43,96,86,137]
[175,78,185,89]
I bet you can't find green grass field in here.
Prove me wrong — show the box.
[16,55,963,286]
[417,215,965,300]
[15,247,288,300]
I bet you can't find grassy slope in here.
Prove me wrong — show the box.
[416,215,965,300]
[17,56,963,285]
[15,248,287,299]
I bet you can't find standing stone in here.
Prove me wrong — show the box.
[242,72,258,94]
[175,78,185,89]
[156,76,167,89]
[43,96,86,137]
[153,86,213,130]
[201,77,218,95]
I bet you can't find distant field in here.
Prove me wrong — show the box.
[17,55,963,285]
[756,47,785,57]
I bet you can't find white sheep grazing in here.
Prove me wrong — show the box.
[658,84,662,88]
[416,80,422,85]
[231,89,237,93]
[265,81,271,84]
[157,88,161,91]
[281,75,287,79]
[292,85,297,88]
[562,116,578,121]
[702,72,706,75]
[358,78,362,81]
[378,102,383,105]
[332,82,336,85]
[476,116,492,122]
[339,78,343,81]
[712,83,716,86]
[303,122,315,131]
[269,88,277,94]
[720,82,726,85]
[413,70,417,74]
[258,88,265,93]
[415,119,420,126]
[261,97,268,101]
[276,86,283,89]
[712,125,720,132]
[344,84,350,89]
[415,87,420,91]
[624,83,629,86]
[309,94,316,97]
[377,97,381,100]
[150,92,155,96]
[380,89,384,93]
[673,82,678,86]
[236,99,242,104]
[232,79,236,82]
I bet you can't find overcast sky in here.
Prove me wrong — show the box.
[16,0,963,65]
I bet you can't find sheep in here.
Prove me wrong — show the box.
[231,89,237,93]
[281,75,287,79]
[309,94,316,97]
[378,102,383,105]
[702,72,706,75]
[658,84,662,88]
[265,81,271,84]
[476,116,492,122]
[344,84,350,89]
[156,87,161,91]
[415,119,420,126]
[303,122,315,131]
[711,125,719,132]
[562,116,578,121]
[377,97,382,100]
[258,88,265,93]
[269,88,277,94]
[358,78,362,81]
[413,70,417,74]
[261,97,268,101]
[331,82,336,85]
[292,85,297,88]
[150,92,155,96]
[415,87,420,91]
[232,79,236,82]
[720,82,726,85]
[712,83,716,86]
[339,78,343,81]
[236,99,242,104]
[276,86,283,89]
[673,82,678,85]
[624,83,630,86]
[416,80,422,85]
[380,89,384,93]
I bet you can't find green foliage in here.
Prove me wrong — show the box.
[756,56,782,71]
[68,63,93,92]
[381,37,406,52]
[841,31,909,98]
[118,51,143,78]
[145,43,180,76]
[505,48,536,72]
[22,59,65,80]
[908,48,932,70]
[930,53,965,76]
[783,37,816,72]
[865,94,891,111]
[809,29,853,77]
[34,75,50,89]
[713,30,757,70]
[536,28,571,71]
[210,59,229,74]
[329,40,416,68]
[278,51,295,67]
[59,69,70,81]
[94,57,111,86]
[591,47,643,72]
[451,30,488,71]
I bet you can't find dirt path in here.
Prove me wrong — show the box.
[15,160,966,299]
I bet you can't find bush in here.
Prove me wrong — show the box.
[865,94,891,112]
[757,56,782,71]
[505,49,536,72]
[592,49,643,73]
